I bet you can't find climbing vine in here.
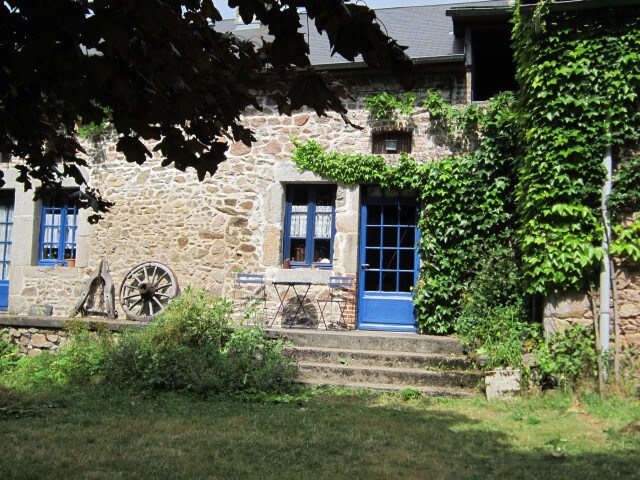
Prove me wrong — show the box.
[292,4,640,334]
[364,92,416,120]
[609,155,640,264]
[512,2,640,293]
[293,92,519,333]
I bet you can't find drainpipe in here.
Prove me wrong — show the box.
[599,143,613,364]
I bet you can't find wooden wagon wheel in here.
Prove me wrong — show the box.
[119,262,179,321]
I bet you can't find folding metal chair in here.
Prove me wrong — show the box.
[233,273,267,325]
[317,276,355,329]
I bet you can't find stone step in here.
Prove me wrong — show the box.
[284,345,474,370]
[299,378,476,398]
[267,328,465,355]
[296,362,482,390]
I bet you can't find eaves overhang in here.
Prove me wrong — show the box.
[518,0,640,15]
[446,6,513,36]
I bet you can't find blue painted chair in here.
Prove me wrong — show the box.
[317,276,355,329]
[234,273,267,325]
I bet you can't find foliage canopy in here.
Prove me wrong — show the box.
[0,0,414,215]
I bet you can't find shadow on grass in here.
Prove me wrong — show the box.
[0,387,638,480]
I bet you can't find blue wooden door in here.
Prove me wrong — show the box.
[358,187,419,332]
[0,192,14,311]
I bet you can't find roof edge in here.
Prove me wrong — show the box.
[519,0,640,14]
[313,55,465,72]
[446,5,514,18]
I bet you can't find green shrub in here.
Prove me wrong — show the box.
[4,353,61,389]
[51,322,112,383]
[1,289,297,397]
[0,329,19,373]
[456,303,537,369]
[454,249,539,368]
[537,324,597,389]
[102,289,294,396]
[221,327,297,394]
[146,287,233,350]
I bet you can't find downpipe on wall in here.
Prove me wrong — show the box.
[599,143,613,377]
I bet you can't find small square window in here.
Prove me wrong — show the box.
[283,185,336,267]
[372,131,412,154]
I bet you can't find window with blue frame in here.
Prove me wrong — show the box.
[283,185,336,267]
[38,198,78,266]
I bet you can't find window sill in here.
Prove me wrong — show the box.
[274,268,332,285]
[37,260,76,267]
[290,263,333,270]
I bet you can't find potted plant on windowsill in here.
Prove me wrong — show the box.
[66,259,76,268]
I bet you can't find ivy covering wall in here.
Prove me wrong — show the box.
[292,93,519,333]
[513,2,640,293]
[292,1,640,334]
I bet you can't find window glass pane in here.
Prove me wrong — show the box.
[66,210,77,227]
[52,209,62,227]
[399,227,415,248]
[382,249,397,270]
[366,186,383,198]
[5,224,11,242]
[42,245,57,260]
[291,188,307,206]
[384,205,398,225]
[365,248,380,270]
[366,227,380,247]
[289,206,308,237]
[401,189,417,198]
[381,271,397,292]
[65,226,76,245]
[399,250,415,271]
[367,205,381,225]
[383,227,398,247]
[400,205,416,225]
[385,187,399,198]
[314,207,332,238]
[364,270,380,292]
[399,272,414,292]
[0,224,6,242]
[316,187,333,207]
[383,205,398,225]
[289,238,306,262]
[64,244,76,260]
[314,239,331,263]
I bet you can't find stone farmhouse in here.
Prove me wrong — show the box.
[1,1,638,346]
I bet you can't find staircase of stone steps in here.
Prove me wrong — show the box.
[266,328,483,398]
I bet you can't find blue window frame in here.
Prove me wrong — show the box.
[38,200,78,266]
[0,191,13,281]
[283,185,336,268]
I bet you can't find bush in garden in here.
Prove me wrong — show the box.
[454,248,540,368]
[536,324,597,389]
[2,288,297,397]
[0,329,20,373]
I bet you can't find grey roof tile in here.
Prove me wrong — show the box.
[216,1,509,66]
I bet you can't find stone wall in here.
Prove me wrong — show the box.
[544,266,640,349]
[0,317,140,356]
[4,327,69,356]
[3,71,466,326]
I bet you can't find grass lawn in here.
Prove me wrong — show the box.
[1,387,639,480]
